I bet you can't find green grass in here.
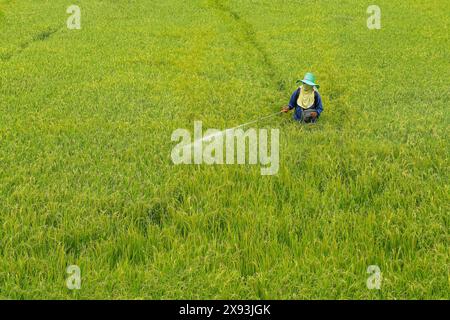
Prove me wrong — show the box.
[0,0,449,299]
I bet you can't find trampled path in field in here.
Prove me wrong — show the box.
[1,27,61,61]
[209,0,279,88]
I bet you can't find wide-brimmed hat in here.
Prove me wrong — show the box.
[297,72,320,88]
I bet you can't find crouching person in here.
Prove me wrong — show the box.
[281,72,323,123]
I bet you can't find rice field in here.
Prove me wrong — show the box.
[0,0,449,299]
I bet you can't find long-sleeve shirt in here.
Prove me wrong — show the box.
[288,87,324,116]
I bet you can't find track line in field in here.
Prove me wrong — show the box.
[0,25,61,61]
[209,0,282,92]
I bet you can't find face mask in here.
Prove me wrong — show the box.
[297,85,315,109]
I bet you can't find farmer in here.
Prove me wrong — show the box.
[281,72,323,123]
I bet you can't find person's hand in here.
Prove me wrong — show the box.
[310,111,318,119]
[281,106,290,113]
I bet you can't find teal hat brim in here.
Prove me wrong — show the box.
[296,79,320,88]
[300,79,320,88]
